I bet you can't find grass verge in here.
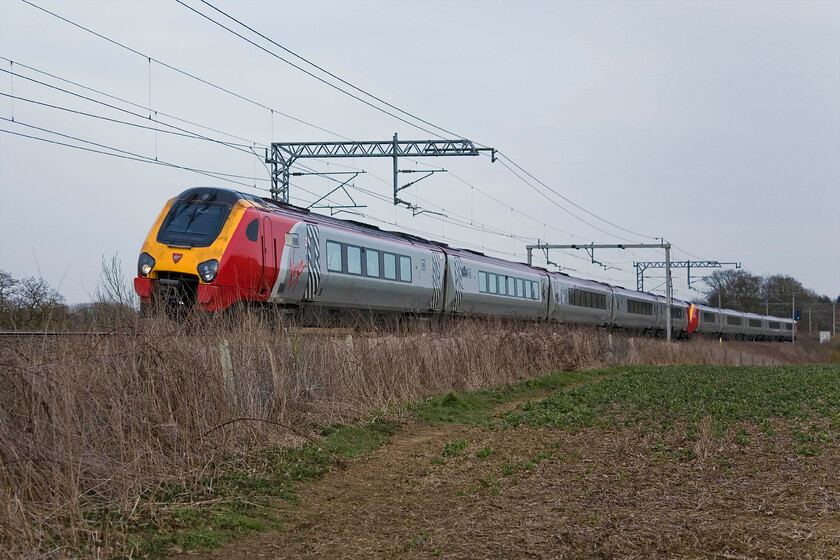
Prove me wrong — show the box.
[130,420,399,557]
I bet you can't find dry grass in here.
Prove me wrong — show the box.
[0,315,829,558]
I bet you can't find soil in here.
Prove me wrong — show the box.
[176,411,840,559]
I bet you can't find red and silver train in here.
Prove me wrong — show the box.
[134,187,797,340]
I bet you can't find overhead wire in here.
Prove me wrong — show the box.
[0,125,260,187]
[20,0,351,140]
[0,56,262,147]
[0,66,258,154]
[174,0,448,140]
[193,0,467,141]
[178,0,657,247]
[16,0,671,280]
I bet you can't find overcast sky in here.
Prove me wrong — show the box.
[1,0,838,306]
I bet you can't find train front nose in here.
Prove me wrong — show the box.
[135,188,235,317]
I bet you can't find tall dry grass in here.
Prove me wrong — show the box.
[0,314,828,558]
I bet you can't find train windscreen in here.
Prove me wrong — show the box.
[156,192,233,247]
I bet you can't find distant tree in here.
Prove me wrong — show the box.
[0,271,68,329]
[0,270,14,314]
[703,269,763,312]
[761,274,805,304]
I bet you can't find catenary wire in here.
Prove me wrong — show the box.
[0,124,262,187]
[194,0,466,140]
[174,0,448,140]
[20,0,351,141]
[17,0,674,279]
[0,56,264,147]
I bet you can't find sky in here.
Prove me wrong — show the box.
[0,0,838,306]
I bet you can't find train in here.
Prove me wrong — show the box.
[133,187,797,340]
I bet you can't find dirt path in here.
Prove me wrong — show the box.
[178,403,840,560]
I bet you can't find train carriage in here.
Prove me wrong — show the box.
[742,312,766,340]
[611,286,663,335]
[719,309,747,339]
[547,273,613,327]
[287,217,445,318]
[441,247,547,320]
[693,304,722,338]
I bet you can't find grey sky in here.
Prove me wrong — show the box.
[1,0,838,305]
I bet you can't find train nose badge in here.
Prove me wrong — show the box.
[172,253,183,263]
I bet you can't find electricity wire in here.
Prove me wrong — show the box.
[20,0,350,140]
[193,0,466,140]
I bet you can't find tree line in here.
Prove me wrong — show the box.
[0,257,136,330]
[702,269,838,334]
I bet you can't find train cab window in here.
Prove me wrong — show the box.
[489,273,498,294]
[383,253,397,280]
[524,280,532,299]
[516,278,524,298]
[326,241,342,272]
[478,271,488,293]
[245,219,259,242]
[347,245,362,275]
[157,196,231,247]
[366,249,380,278]
[399,256,412,283]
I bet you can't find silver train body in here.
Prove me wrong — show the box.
[260,196,795,340]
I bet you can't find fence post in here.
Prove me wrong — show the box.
[219,339,237,407]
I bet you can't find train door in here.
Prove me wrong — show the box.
[260,217,275,295]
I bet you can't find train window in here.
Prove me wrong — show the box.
[245,219,259,242]
[157,198,231,248]
[326,241,342,272]
[516,278,524,298]
[784,323,793,330]
[366,249,380,278]
[569,288,607,309]
[749,319,762,328]
[702,312,717,323]
[671,307,685,319]
[399,256,412,283]
[507,277,516,297]
[478,271,487,293]
[532,281,540,300]
[489,273,497,294]
[347,245,362,275]
[524,280,532,299]
[498,277,507,296]
[383,253,397,280]
[727,316,742,326]
[627,299,654,315]
[769,321,780,329]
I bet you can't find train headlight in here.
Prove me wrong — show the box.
[138,252,155,277]
[197,259,219,283]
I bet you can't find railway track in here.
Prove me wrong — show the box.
[0,331,122,338]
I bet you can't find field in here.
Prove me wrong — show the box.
[1,319,838,559]
[196,364,840,559]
